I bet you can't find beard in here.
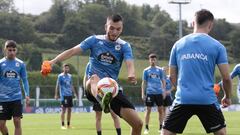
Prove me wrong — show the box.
[107,33,120,41]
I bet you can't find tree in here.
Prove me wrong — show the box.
[0,0,15,13]
[0,12,36,43]
[35,0,65,33]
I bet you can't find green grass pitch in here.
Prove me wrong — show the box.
[5,111,240,135]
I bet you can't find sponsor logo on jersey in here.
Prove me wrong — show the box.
[149,73,159,79]
[181,53,208,61]
[98,52,116,64]
[4,70,17,78]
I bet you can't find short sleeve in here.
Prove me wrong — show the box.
[79,36,96,52]
[169,44,177,67]
[216,45,228,65]
[122,43,133,60]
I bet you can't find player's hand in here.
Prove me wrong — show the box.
[221,96,231,108]
[25,96,30,106]
[41,60,52,76]
[141,95,146,101]
[54,95,58,100]
[128,76,137,85]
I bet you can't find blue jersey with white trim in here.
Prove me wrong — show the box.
[57,73,73,101]
[169,33,228,105]
[142,66,165,94]
[79,35,133,80]
[0,57,28,102]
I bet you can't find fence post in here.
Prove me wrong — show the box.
[36,85,40,107]
[78,86,83,106]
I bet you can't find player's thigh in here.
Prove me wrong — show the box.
[163,96,173,107]
[11,100,22,119]
[110,91,135,117]
[145,94,154,107]
[163,104,193,133]
[120,108,142,128]
[154,94,163,106]
[196,104,226,133]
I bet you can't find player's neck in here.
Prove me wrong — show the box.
[193,28,210,34]
[5,56,15,60]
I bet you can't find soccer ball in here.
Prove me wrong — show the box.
[97,77,119,98]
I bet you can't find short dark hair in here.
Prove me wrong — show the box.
[107,14,123,23]
[63,63,70,67]
[5,40,17,48]
[195,9,214,25]
[149,53,157,59]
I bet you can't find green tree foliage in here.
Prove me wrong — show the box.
[35,0,65,33]
[0,12,36,43]
[210,19,233,40]
[0,0,15,12]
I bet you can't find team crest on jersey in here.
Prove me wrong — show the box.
[16,62,20,67]
[115,44,121,51]
[98,52,116,64]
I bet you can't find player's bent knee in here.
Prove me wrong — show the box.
[133,119,143,130]
[90,74,100,83]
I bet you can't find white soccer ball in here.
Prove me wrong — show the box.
[97,77,119,98]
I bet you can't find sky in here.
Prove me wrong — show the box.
[14,0,240,24]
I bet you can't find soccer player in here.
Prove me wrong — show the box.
[43,14,143,135]
[162,66,174,119]
[55,64,77,129]
[215,64,240,102]
[141,53,166,134]
[83,63,121,135]
[161,9,232,135]
[0,40,30,135]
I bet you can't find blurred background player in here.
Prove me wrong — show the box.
[162,9,232,135]
[42,14,143,135]
[83,63,121,135]
[0,40,30,135]
[55,64,77,129]
[162,66,174,119]
[215,64,240,102]
[141,53,165,134]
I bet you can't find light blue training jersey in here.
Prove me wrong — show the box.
[79,35,133,80]
[169,33,228,105]
[230,64,240,92]
[0,57,29,102]
[57,73,73,101]
[142,66,165,94]
[165,75,173,99]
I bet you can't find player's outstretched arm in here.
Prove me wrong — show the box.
[50,46,82,65]
[41,46,82,76]
[218,64,232,108]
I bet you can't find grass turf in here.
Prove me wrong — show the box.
[4,111,240,135]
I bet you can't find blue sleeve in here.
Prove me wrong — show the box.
[160,70,165,80]
[122,43,134,60]
[142,70,147,81]
[216,45,228,65]
[79,36,95,52]
[20,63,29,97]
[169,44,177,67]
[57,75,61,86]
[230,64,240,79]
